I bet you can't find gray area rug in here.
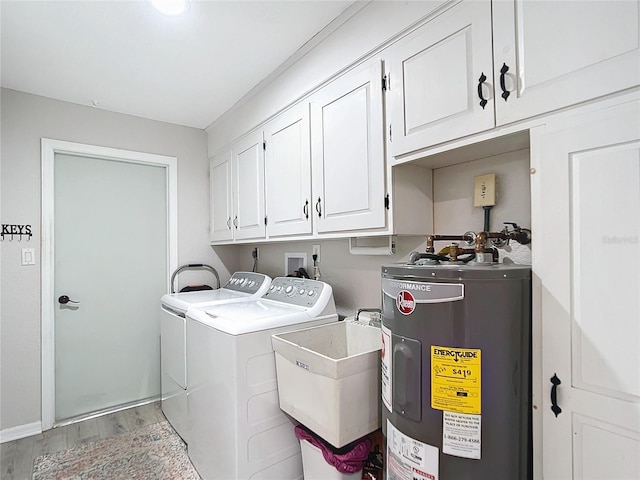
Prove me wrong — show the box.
[32,421,201,479]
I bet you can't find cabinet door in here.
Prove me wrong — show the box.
[264,102,312,237]
[531,98,640,479]
[494,0,640,125]
[310,59,385,233]
[232,131,266,240]
[210,150,233,242]
[387,0,494,157]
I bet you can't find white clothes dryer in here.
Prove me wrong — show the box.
[160,271,271,442]
[185,277,338,480]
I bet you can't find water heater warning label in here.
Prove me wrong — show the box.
[442,411,481,459]
[387,420,439,480]
[431,346,481,414]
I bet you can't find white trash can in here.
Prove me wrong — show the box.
[300,438,363,480]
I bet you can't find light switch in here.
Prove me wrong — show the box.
[21,248,35,265]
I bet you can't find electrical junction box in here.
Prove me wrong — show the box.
[474,173,496,207]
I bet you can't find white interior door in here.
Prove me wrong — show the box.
[42,139,177,427]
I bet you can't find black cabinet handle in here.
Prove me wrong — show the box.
[550,373,562,417]
[315,197,322,217]
[500,63,511,101]
[303,199,309,219]
[477,72,488,109]
[233,216,238,228]
[226,217,231,230]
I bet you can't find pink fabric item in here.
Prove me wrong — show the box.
[295,425,371,474]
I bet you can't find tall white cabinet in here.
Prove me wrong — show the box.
[531,96,640,480]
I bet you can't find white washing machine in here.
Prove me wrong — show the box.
[186,277,338,480]
[160,271,272,442]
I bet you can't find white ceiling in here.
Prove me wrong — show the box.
[1,0,355,129]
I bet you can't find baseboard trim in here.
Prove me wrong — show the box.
[0,421,42,443]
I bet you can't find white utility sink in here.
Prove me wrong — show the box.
[271,319,382,448]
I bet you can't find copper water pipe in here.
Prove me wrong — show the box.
[445,245,475,262]
[426,234,474,253]
[474,231,507,253]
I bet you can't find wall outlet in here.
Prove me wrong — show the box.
[312,244,320,262]
[474,173,496,207]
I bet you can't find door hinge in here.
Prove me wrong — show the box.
[388,124,392,143]
[384,193,390,210]
[264,216,268,226]
[263,141,266,151]
[382,75,388,91]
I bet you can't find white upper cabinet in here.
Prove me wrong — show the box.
[310,58,386,234]
[387,0,640,158]
[231,130,266,241]
[493,0,640,126]
[387,0,494,157]
[264,103,312,238]
[210,149,233,242]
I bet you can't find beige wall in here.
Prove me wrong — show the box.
[0,89,238,433]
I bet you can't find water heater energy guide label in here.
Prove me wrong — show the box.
[431,346,481,414]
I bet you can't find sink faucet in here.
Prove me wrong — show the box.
[355,308,382,327]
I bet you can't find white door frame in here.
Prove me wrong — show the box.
[41,138,178,431]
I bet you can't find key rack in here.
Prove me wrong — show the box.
[1,224,33,241]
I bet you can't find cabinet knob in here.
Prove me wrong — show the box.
[477,72,488,109]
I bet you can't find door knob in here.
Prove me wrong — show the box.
[58,295,80,305]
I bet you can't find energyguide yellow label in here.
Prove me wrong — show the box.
[431,345,481,415]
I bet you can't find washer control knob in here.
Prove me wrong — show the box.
[285,285,294,294]
[308,290,316,297]
[299,288,306,295]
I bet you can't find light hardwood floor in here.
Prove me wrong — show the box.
[1,401,168,480]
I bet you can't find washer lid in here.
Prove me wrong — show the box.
[161,288,251,314]
[187,300,328,335]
